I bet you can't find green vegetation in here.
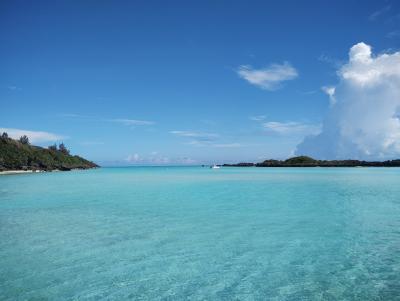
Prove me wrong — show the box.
[223,156,400,167]
[0,133,98,171]
[19,135,29,145]
[283,156,317,165]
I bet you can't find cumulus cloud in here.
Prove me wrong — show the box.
[237,62,298,90]
[0,128,65,143]
[296,42,400,160]
[263,121,321,136]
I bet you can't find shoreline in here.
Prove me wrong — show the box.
[0,170,37,175]
[0,168,98,175]
[0,170,60,176]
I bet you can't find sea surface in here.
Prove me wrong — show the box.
[1,167,400,300]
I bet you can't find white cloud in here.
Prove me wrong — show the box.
[339,42,400,86]
[169,130,219,138]
[62,114,155,126]
[111,119,155,126]
[297,42,400,160]
[0,128,65,143]
[237,62,298,90]
[321,86,336,106]
[263,121,321,136]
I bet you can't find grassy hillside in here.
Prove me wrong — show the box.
[0,136,98,171]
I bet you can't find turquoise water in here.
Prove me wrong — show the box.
[1,167,400,300]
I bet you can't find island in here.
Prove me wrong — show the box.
[223,156,400,167]
[0,132,98,173]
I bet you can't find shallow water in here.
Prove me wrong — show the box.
[1,167,400,300]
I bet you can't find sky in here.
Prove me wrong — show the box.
[1,0,400,165]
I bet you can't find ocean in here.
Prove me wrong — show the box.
[1,167,400,300]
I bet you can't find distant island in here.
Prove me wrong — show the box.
[223,156,400,167]
[0,132,98,173]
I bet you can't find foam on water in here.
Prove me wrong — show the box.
[1,167,400,300]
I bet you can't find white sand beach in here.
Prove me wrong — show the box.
[0,170,43,175]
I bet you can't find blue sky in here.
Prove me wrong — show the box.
[1,0,400,165]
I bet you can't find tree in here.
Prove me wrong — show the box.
[48,144,57,151]
[59,143,70,155]
[19,135,29,145]
[1,132,8,139]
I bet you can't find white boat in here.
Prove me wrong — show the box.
[210,165,220,169]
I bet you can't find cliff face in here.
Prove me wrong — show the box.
[0,137,98,171]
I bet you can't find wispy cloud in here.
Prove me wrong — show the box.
[125,152,196,165]
[60,113,93,118]
[386,13,400,24]
[0,128,66,143]
[262,121,321,136]
[186,140,207,146]
[170,130,219,138]
[318,53,344,69]
[250,115,321,138]
[110,119,155,126]
[249,115,266,121]
[62,114,155,127]
[170,130,242,148]
[186,140,243,148]
[386,30,400,39]
[212,143,242,148]
[237,62,298,90]
[369,5,391,21]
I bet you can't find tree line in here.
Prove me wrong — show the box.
[1,132,70,155]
